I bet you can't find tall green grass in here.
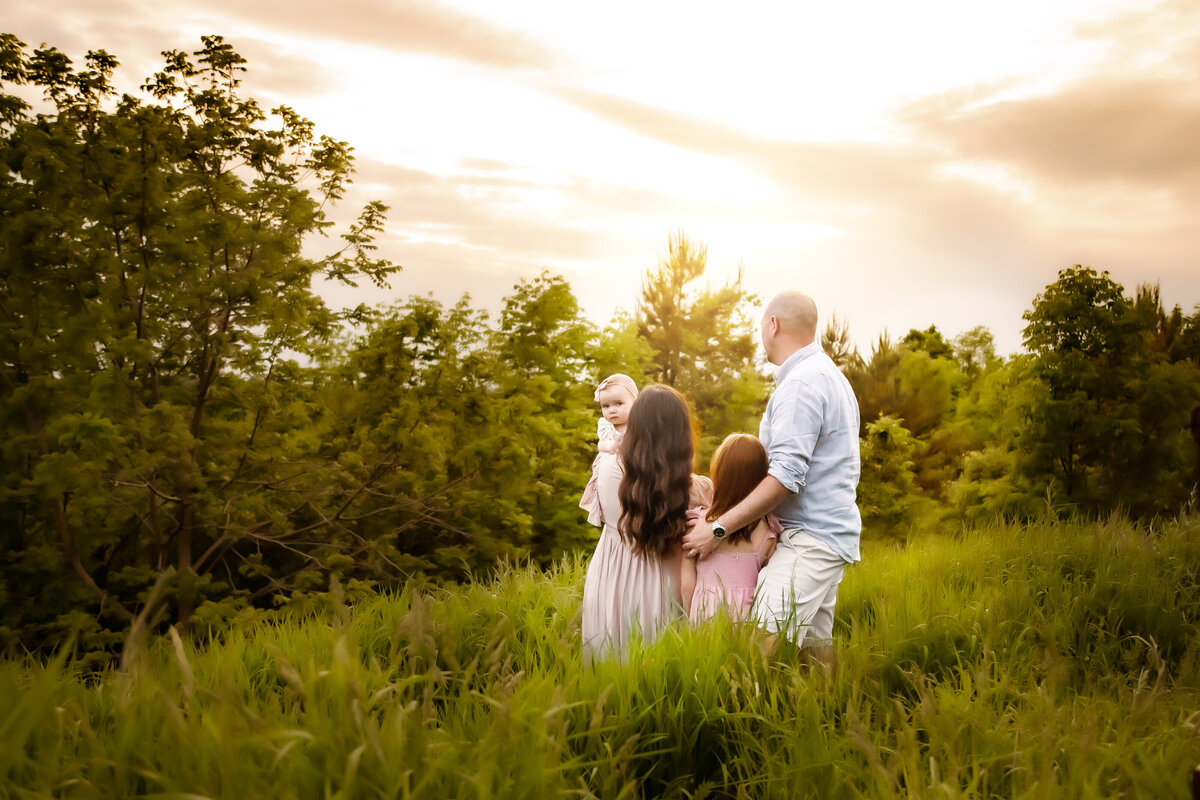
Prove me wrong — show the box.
[3,515,1199,798]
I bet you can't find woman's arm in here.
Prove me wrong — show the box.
[679,552,697,617]
[595,454,624,528]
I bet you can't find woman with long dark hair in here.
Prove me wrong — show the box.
[580,384,710,659]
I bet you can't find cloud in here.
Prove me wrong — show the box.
[198,0,559,70]
[548,85,953,224]
[231,38,339,97]
[901,76,1200,190]
[344,159,603,261]
[898,0,1200,196]
[547,77,1200,353]
[8,0,559,108]
[326,155,683,283]
[5,2,337,99]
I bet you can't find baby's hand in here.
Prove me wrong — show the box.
[598,439,619,454]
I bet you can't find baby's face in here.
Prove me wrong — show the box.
[598,385,632,431]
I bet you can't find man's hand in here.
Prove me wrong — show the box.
[683,509,719,560]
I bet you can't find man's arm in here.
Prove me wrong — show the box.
[682,475,791,557]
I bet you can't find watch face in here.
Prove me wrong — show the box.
[713,523,726,539]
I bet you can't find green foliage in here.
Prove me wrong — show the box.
[857,415,919,536]
[951,325,997,378]
[844,265,1199,527]
[847,334,970,507]
[901,324,954,360]
[945,357,1048,522]
[1019,266,1200,514]
[590,310,657,391]
[635,231,769,461]
[3,516,1199,797]
[851,337,962,440]
[0,35,399,648]
[318,273,599,582]
[820,312,863,370]
[948,446,1044,522]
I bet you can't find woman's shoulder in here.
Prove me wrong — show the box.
[689,474,713,507]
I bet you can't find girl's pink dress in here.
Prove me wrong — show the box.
[689,549,768,622]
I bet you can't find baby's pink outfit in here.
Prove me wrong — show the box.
[690,549,768,622]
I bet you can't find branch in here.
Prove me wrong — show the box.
[55,494,132,621]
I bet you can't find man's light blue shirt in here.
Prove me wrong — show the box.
[760,341,862,563]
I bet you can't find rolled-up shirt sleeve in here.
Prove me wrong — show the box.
[765,380,823,494]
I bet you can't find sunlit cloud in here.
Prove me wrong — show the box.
[204,0,561,69]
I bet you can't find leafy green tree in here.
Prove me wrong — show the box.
[321,295,507,580]
[635,231,768,459]
[321,274,598,582]
[951,326,998,379]
[946,356,1047,521]
[1019,266,1199,515]
[0,35,396,648]
[902,325,954,361]
[490,272,596,556]
[849,331,973,501]
[847,334,901,433]
[857,415,919,537]
[588,310,656,392]
[948,446,1044,523]
[849,337,961,439]
[1179,306,1200,367]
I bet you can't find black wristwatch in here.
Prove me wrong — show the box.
[712,520,728,540]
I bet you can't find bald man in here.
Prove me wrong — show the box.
[683,291,861,669]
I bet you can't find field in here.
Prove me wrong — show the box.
[3,515,1200,799]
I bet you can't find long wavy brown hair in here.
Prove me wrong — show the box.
[706,433,769,544]
[618,384,694,558]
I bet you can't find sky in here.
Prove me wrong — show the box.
[9,0,1200,356]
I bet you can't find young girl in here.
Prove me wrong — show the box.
[579,374,638,526]
[682,433,779,622]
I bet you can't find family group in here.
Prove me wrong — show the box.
[577,291,862,668]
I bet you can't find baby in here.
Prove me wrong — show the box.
[579,374,638,526]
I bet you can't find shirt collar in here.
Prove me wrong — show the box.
[773,340,821,383]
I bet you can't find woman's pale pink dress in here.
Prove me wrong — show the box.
[580,457,709,660]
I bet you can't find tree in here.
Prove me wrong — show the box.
[1019,266,1199,515]
[490,272,597,556]
[951,326,997,378]
[848,331,974,501]
[309,274,600,584]
[946,356,1047,522]
[590,310,657,392]
[0,35,397,649]
[821,313,863,370]
[635,231,768,460]
[848,336,961,439]
[857,416,920,537]
[901,325,953,361]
